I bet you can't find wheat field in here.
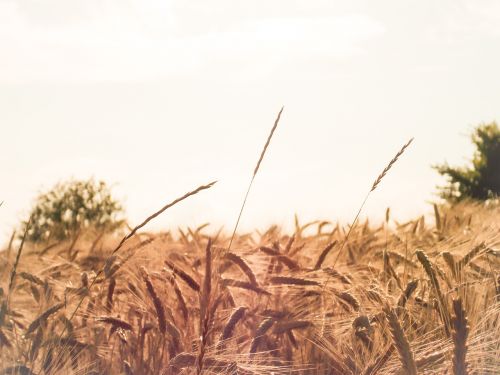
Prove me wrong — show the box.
[0,199,499,374]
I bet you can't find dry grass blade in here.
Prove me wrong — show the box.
[451,298,469,375]
[384,306,418,375]
[227,107,284,252]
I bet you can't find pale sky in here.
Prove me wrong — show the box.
[1,0,500,244]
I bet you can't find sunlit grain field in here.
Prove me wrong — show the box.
[0,200,499,375]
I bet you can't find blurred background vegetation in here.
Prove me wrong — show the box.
[434,122,499,202]
[21,179,125,243]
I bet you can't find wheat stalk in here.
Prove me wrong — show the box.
[451,298,469,375]
[114,181,216,255]
[197,239,213,375]
[227,107,284,252]
[332,138,413,268]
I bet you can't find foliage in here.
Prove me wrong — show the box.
[434,122,500,201]
[22,179,125,243]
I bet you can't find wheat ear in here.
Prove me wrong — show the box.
[314,241,338,270]
[219,306,247,345]
[384,306,418,375]
[332,138,413,268]
[416,250,451,337]
[26,303,64,335]
[225,253,258,286]
[249,318,275,354]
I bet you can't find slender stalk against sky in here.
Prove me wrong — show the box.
[227,107,284,252]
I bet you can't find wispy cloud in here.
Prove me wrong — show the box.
[0,0,384,83]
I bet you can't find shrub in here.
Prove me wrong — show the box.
[434,122,500,201]
[22,179,125,243]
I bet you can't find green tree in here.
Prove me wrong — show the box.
[434,122,500,201]
[22,179,125,243]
